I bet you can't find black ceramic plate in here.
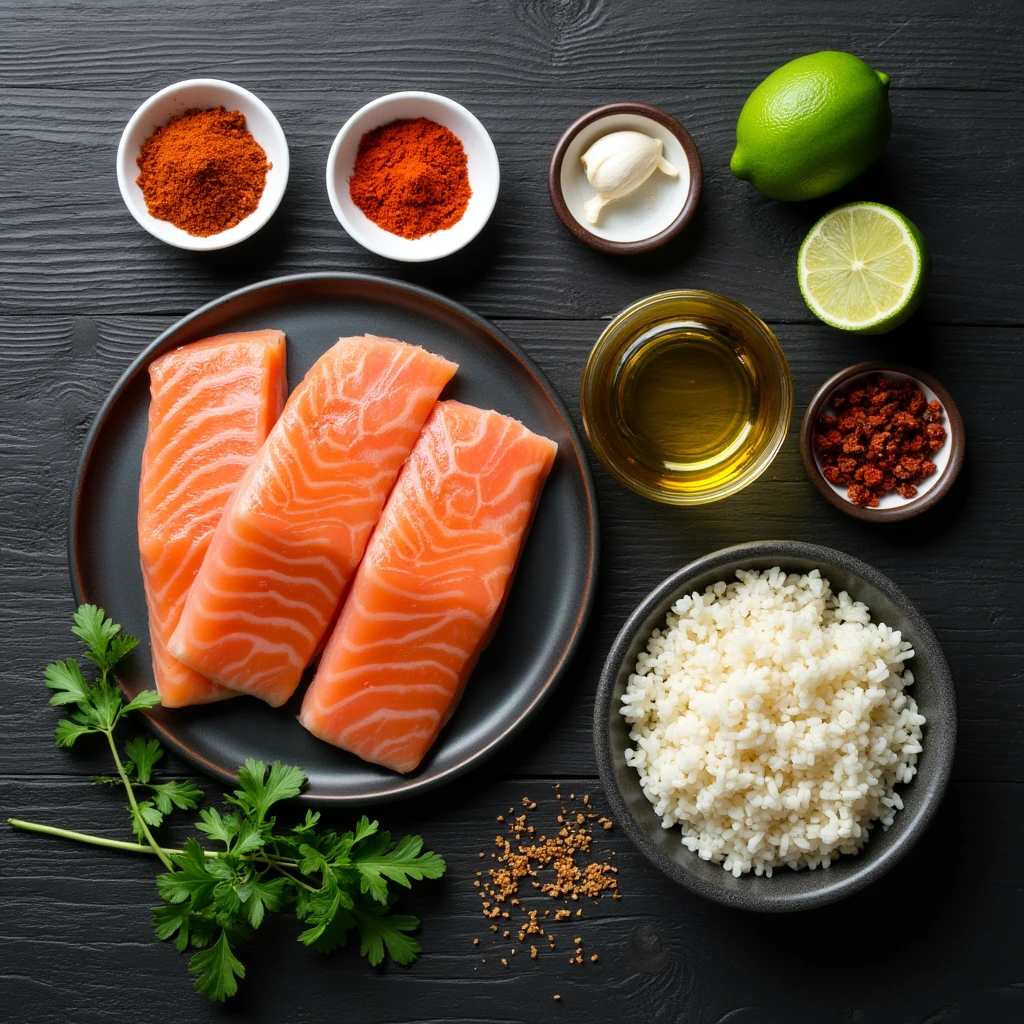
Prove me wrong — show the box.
[71,273,598,803]
[594,541,956,912]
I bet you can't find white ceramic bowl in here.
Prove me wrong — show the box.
[116,79,289,251]
[326,91,499,262]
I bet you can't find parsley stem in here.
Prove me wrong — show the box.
[7,818,164,853]
[260,860,317,893]
[7,819,313,881]
[103,727,173,869]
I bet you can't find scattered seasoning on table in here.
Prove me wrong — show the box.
[136,107,270,236]
[348,117,471,239]
[473,787,619,968]
[813,373,946,507]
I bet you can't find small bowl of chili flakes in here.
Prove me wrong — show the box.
[800,362,965,522]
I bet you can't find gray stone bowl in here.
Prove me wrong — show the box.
[593,541,957,912]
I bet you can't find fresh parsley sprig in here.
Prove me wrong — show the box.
[8,604,447,1003]
[154,759,445,999]
[41,604,187,865]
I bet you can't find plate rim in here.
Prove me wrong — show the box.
[68,271,599,803]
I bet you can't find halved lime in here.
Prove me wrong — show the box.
[798,202,930,334]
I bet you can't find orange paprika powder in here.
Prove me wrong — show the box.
[348,117,471,239]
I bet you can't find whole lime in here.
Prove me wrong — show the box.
[731,51,891,201]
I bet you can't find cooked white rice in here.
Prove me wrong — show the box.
[621,567,925,877]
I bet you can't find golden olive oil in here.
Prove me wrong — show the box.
[581,292,792,504]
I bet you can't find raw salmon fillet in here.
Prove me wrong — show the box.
[298,401,558,773]
[169,335,458,707]
[138,330,287,708]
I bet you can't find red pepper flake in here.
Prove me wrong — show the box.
[814,374,945,507]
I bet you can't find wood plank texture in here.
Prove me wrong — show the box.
[2,0,1023,1020]
[3,775,1022,1024]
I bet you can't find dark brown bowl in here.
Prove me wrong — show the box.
[547,102,703,255]
[800,362,965,523]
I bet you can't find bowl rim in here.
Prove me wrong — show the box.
[593,540,957,912]
[580,289,793,505]
[547,102,703,254]
[324,90,500,263]
[115,77,290,252]
[799,361,966,522]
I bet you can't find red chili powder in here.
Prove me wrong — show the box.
[813,373,946,508]
[348,117,471,239]
[136,106,270,237]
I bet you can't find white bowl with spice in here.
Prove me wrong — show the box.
[325,91,499,263]
[116,78,289,251]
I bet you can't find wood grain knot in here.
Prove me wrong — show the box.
[511,0,607,61]
[629,922,669,974]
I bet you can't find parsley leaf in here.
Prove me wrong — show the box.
[152,903,194,952]
[229,759,306,822]
[157,839,217,907]
[195,806,241,846]
[124,735,163,784]
[120,689,161,717]
[130,800,165,840]
[71,604,123,665]
[189,930,245,1002]
[352,830,447,904]
[45,658,91,706]
[352,903,422,966]
[150,780,204,815]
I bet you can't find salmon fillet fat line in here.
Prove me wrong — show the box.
[137,330,287,708]
[299,400,558,773]
[169,334,458,707]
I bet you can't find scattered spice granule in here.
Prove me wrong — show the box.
[591,954,598,962]
[554,995,561,1001]
[501,958,508,968]
[813,373,946,507]
[473,938,480,946]
[474,792,620,969]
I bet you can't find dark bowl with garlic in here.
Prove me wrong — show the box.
[548,102,703,254]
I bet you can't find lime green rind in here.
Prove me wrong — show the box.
[797,202,930,335]
[732,51,892,202]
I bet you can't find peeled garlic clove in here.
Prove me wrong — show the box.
[583,193,611,225]
[580,131,679,223]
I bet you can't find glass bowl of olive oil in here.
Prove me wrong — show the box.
[581,290,792,504]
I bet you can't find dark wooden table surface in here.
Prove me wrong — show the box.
[2,2,1023,1022]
